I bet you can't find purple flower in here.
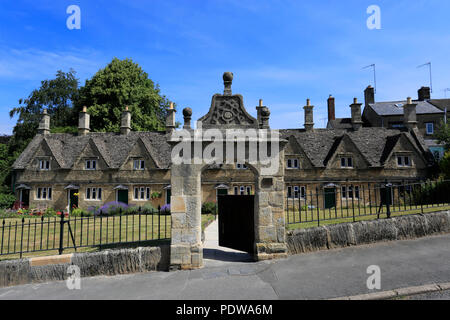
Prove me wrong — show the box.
[161,204,170,213]
[97,201,129,215]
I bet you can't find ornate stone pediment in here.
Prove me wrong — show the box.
[198,72,258,129]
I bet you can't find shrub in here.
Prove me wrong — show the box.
[126,203,157,215]
[160,204,170,214]
[71,208,90,217]
[0,193,16,209]
[201,202,217,215]
[44,208,57,217]
[96,201,129,216]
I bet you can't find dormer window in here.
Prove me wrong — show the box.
[340,157,353,168]
[286,158,299,169]
[85,159,97,170]
[134,159,145,170]
[236,163,248,170]
[397,155,412,167]
[39,159,50,171]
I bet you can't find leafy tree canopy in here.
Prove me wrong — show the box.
[434,121,450,151]
[76,58,173,132]
[8,69,79,154]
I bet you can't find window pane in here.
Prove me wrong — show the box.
[93,161,96,169]
[341,186,346,198]
[355,186,359,199]
[287,186,292,198]
[37,188,41,199]
[397,156,402,166]
[134,188,138,199]
[341,158,346,167]
[86,188,91,199]
[404,157,410,166]
[287,159,292,168]
[300,187,306,198]
[347,157,353,167]
[246,187,251,195]
[42,188,47,199]
[141,160,145,169]
[48,188,52,200]
[146,187,150,199]
[98,188,102,200]
[92,188,96,199]
[46,161,50,169]
[348,186,353,199]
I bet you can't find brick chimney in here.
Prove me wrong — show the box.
[327,95,335,122]
[418,87,431,101]
[350,98,363,130]
[303,99,314,131]
[364,85,375,106]
[78,106,90,136]
[166,102,176,134]
[120,106,131,135]
[404,97,418,130]
[38,109,50,135]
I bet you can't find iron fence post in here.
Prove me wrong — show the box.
[58,212,65,255]
[385,179,391,219]
[20,218,24,259]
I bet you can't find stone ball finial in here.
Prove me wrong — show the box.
[183,107,192,117]
[223,72,233,82]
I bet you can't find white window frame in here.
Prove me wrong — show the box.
[234,186,252,195]
[39,159,50,171]
[86,187,102,201]
[133,186,151,201]
[287,186,306,199]
[340,157,353,168]
[426,122,434,135]
[133,159,145,170]
[85,159,97,170]
[236,163,248,170]
[286,158,299,169]
[397,155,412,167]
[342,185,360,199]
[36,187,52,200]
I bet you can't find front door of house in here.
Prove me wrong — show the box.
[69,189,79,213]
[20,189,30,208]
[324,188,336,209]
[218,195,254,254]
[117,190,129,205]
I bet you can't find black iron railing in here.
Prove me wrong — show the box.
[286,179,450,227]
[0,207,170,259]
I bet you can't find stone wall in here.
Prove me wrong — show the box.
[286,211,450,255]
[0,244,169,288]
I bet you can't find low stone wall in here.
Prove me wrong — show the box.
[286,211,450,255]
[0,244,170,288]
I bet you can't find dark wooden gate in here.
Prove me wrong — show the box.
[218,195,255,253]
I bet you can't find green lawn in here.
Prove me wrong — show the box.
[0,213,217,261]
[286,204,450,229]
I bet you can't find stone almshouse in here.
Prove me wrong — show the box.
[12,73,435,213]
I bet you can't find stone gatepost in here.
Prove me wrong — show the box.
[254,148,288,261]
[169,163,203,270]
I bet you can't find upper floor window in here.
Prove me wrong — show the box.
[36,187,52,200]
[134,186,150,200]
[133,159,145,170]
[397,155,412,167]
[236,163,248,170]
[286,158,299,169]
[86,187,102,201]
[85,159,97,170]
[39,159,50,171]
[340,157,353,168]
[234,186,252,195]
[426,122,434,135]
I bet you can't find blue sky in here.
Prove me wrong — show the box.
[0,0,449,134]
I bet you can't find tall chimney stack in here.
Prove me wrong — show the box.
[303,99,314,131]
[364,85,375,106]
[166,102,176,134]
[404,97,418,130]
[38,109,50,135]
[256,99,270,129]
[78,106,90,135]
[327,95,335,122]
[350,98,363,130]
[120,106,131,135]
[418,87,431,101]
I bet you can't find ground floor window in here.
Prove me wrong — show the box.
[134,186,150,200]
[86,187,102,200]
[287,186,306,199]
[341,185,360,199]
[234,186,252,195]
[36,187,52,200]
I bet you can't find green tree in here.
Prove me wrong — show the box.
[434,121,450,151]
[75,58,173,132]
[440,151,450,179]
[8,69,79,154]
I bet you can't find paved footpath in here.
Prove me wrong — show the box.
[0,221,449,300]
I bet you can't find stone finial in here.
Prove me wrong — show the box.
[223,72,233,96]
[78,106,90,136]
[303,99,314,131]
[38,108,50,135]
[256,99,270,129]
[183,107,192,129]
[404,97,418,130]
[121,106,132,135]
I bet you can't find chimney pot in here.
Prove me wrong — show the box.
[404,97,418,130]
[350,99,363,130]
[166,103,176,133]
[120,107,132,135]
[303,100,314,131]
[38,109,50,135]
[78,107,90,135]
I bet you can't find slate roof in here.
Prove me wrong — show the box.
[327,118,353,129]
[13,132,172,170]
[369,100,444,116]
[280,127,432,168]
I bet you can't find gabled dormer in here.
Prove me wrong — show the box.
[27,139,61,171]
[382,133,427,169]
[73,138,109,171]
[120,137,158,171]
[325,134,370,169]
[284,135,314,170]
